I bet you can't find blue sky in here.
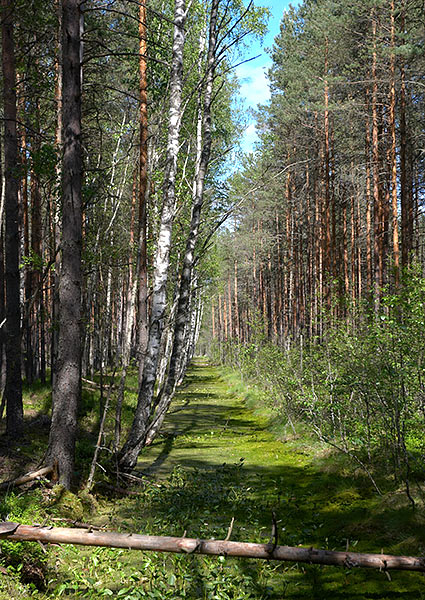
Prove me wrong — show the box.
[236,0,299,153]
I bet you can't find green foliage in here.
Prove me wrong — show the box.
[51,547,259,599]
[30,144,58,181]
[217,268,425,499]
[4,362,425,598]
[20,249,47,273]
[41,459,287,598]
[45,361,425,598]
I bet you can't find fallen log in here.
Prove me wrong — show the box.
[82,377,100,389]
[0,465,55,491]
[0,522,424,572]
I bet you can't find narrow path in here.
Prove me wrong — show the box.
[121,361,424,598]
[137,359,299,478]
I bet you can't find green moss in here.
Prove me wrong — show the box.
[7,360,425,598]
[77,489,99,515]
[48,485,84,520]
[121,360,425,598]
[0,491,48,589]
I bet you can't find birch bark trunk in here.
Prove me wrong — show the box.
[114,171,138,450]
[143,0,218,447]
[118,0,187,472]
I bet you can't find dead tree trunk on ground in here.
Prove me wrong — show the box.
[1,523,424,573]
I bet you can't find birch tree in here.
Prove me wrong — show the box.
[118,0,187,473]
[144,0,219,446]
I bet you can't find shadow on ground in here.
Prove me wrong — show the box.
[108,361,425,599]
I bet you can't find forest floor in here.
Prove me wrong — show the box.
[1,360,425,598]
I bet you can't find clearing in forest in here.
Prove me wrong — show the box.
[3,361,425,599]
[110,360,425,599]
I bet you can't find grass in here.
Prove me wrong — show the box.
[1,360,425,598]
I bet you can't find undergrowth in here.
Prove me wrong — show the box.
[1,362,425,598]
[215,270,425,505]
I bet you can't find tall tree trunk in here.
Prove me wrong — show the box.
[314,159,322,337]
[371,15,382,303]
[234,260,240,341]
[211,302,216,339]
[323,41,331,307]
[275,210,283,342]
[118,0,187,473]
[114,169,138,450]
[16,74,31,384]
[399,7,413,267]
[365,86,373,295]
[51,0,62,388]
[30,97,42,382]
[356,192,362,302]
[46,0,82,488]
[218,293,223,346]
[343,202,349,298]
[389,0,400,285]
[146,10,220,434]
[252,218,257,319]
[227,275,233,338]
[137,0,149,384]
[0,229,5,392]
[223,292,228,340]
[2,0,23,438]
[182,279,202,375]
[350,189,355,304]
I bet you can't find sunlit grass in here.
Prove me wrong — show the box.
[1,360,425,598]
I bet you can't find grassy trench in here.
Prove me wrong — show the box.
[2,360,425,598]
[125,360,425,599]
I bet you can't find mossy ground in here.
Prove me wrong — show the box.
[1,360,425,598]
[131,360,425,598]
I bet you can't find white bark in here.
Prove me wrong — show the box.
[144,0,218,446]
[157,293,179,390]
[118,0,187,472]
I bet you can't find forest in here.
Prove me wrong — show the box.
[211,0,425,500]
[1,0,425,598]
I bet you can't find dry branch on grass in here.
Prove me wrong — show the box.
[0,522,424,573]
[0,465,56,491]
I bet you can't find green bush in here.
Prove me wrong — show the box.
[216,267,425,498]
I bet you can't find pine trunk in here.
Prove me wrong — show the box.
[137,0,149,384]
[389,0,399,285]
[2,0,23,438]
[46,0,82,488]
[371,16,382,302]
